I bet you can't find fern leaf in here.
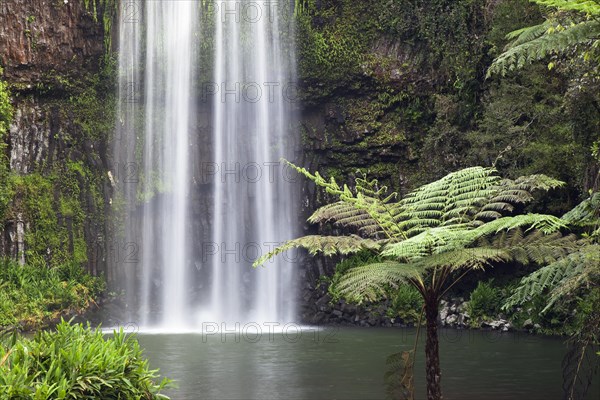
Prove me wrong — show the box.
[562,192,600,229]
[412,247,512,272]
[335,262,423,303]
[488,19,600,77]
[532,0,600,16]
[503,245,600,311]
[252,235,381,267]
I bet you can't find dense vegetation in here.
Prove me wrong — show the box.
[296,0,599,205]
[0,321,171,399]
[0,260,104,330]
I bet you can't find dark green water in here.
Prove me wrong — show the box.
[136,327,599,400]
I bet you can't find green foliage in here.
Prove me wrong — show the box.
[504,244,600,312]
[467,281,501,321]
[376,0,484,84]
[0,68,13,221]
[386,285,424,324]
[505,193,600,314]
[295,1,376,97]
[563,192,600,237]
[327,252,382,302]
[6,170,90,268]
[466,70,587,195]
[488,0,600,77]
[0,260,104,329]
[0,68,111,269]
[254,235,380,267]
[255,163,573,303]
[0,320,171,399]
[0,68,12,139]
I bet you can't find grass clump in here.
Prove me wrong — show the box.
[0,320,171,399]
[0,260,104,329]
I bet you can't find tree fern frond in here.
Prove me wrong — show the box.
[381,226,472,260]
[383,214,566,260]
[510,231,578,265]
[336,262,423,303]
[506,21,554,45]
[508,174,565,192]
[283,160,405,238]
[480,213,568,234]
[562,192,600,229]
[488,19,600,77]
[308,202,383,236]
[532,0,600,16]
[252,235,381,267]
[398,166,501,231]
[503,245,600,312]
[477,202,515,215]
[412,247,512,272]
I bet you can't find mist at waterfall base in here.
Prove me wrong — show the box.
[113,1,299,331]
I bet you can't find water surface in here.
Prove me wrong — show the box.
[136,327,599,400]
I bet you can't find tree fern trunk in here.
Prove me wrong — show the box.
[425,297,442,400]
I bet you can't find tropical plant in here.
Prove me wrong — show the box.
[255,161,575,400]
[0,320,171,399]
[467,280,502,321]
[487,0,600,77]
[504,192,600,400]
[0,260,104,329]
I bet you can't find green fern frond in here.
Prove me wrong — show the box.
[488,19,600,77]
[383,214,566,259]
[562,192,600,229]
[381,225,472,260]
[508,174,565,192]
[480,213,568,234]
[252,235,381,267]
[412,247,512,272]
[308,202,382,236]
[506,21,554,45]
[503,244,600,312]
[336,262,423,303]
[283,160,404,238]
[532,0,600,16]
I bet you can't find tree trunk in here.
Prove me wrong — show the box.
[425,296,442,400]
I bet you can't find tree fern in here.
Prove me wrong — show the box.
[254,162,581,400]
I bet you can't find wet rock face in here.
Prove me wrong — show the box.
[0,1,107,273]
[0,0,102,84]
[8,99,53,174]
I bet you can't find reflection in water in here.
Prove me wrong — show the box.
[135,327,599,400]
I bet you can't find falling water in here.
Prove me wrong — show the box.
[206,1,297,325]
[114,0,297,330]
[115,1,197,328]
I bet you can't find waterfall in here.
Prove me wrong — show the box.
[207,1,297,324]
[114,0,297,329]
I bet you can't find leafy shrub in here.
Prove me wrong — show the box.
[467,281,501,321]
[386,285,424,324]
[0,260,104,328]
[0,321,171,399]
